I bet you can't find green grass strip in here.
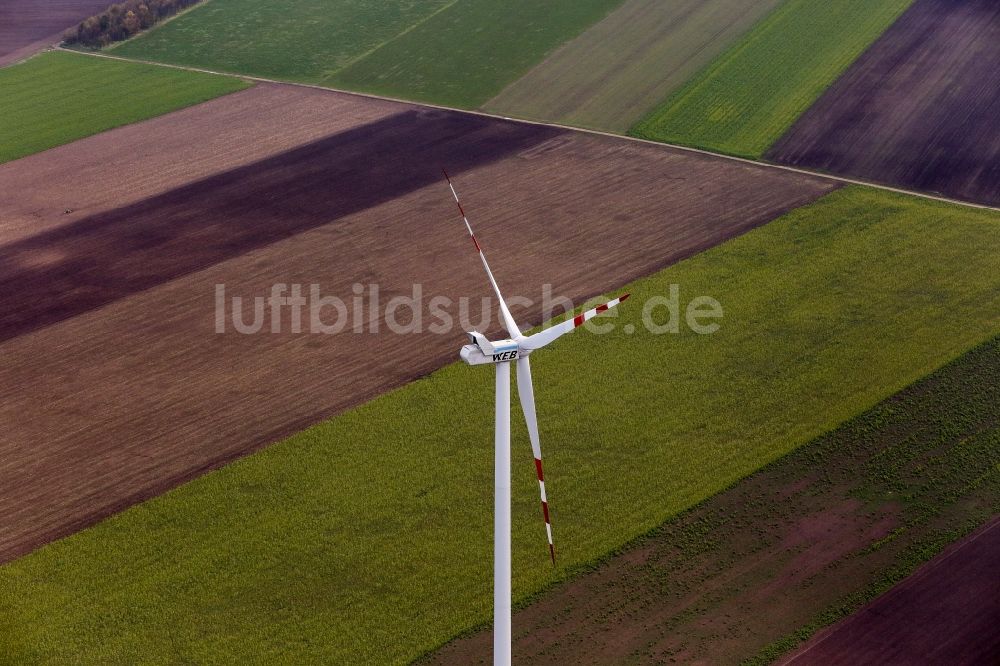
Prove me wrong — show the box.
[629,0,914,158]
[0,51,250,165]
[1,187,997,663]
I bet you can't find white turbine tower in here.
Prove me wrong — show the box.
[443,171,629,666]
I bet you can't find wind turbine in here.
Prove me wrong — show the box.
[443,170,628,666]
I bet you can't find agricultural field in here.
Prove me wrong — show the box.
[1,185,998,662]
[0,0,110,66]
[326,0,624,108]
[430,336,1000,663]
[0,83,833,563]
[769,0,1000,207]
[0,51,249,165]
[783,519,1000,665]
[2,2,997,661]
[630,0,914,158]
[112,0,455,82]
[484,0,785,132]
[114,0,625,108]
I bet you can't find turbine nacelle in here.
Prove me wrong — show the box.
[461,331,520,365]
[459,288,631,366]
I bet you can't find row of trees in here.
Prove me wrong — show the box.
[63,0,201,48]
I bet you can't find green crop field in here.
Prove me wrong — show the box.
[328,0,625,108]
[112,0,455,82]
[484,0,784,132]
[0,51,249,165]
[2,188,998,663]
[630,0,914,158]
[114,0,624,108]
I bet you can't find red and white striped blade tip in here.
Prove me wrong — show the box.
[572,292,631,325]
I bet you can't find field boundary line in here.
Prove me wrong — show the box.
[49,46,1000,213]
[780,515,1000,665]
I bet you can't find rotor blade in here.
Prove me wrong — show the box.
[516,356,555,565]
[442,169,521,338]
[520,293,629,352]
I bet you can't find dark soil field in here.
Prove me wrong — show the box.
[768,0,1000,207]
[427,336,1000,664]
[0,0,111,66]
[0,83,835,563]
[781,517,1000,666]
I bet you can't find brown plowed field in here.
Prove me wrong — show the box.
[782,517,1000,665]
[768,0,1000,207]
[0,83,836,563]
[0,98,559,341]
[0,1,112,66]
[0,84,400,243]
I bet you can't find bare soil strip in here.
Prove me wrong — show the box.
[0,84,399,244]
[768,0,1000,207]
[0,1,111,66]
[0,84,835,563]
[781,517,1000,666]
[427,337,1000,664]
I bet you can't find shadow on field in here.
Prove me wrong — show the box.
[0,109,559,341]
